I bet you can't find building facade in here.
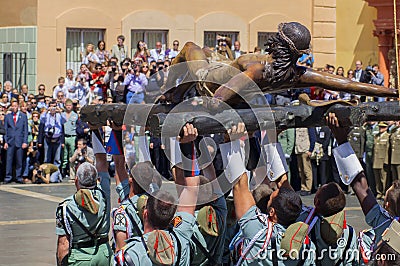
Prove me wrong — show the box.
[0,0,388,94]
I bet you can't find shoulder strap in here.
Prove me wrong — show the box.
[271,235,278,266]
[169,228,182,266]
[310,225,322,266]
[334,225,354,266]
[191,235,217,266]
[124,252,136,266]
[296,242,311,266]
[128,197,139,212]
[125,207,143,237]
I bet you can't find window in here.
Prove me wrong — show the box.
[66,28,105,74]
[203,31,239,50]
[257,32,276,51]
[131,30,168,58]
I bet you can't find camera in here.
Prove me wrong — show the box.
[37,170,42,176]
[77,149,86,163]
[47,126,55,137]
[110,61,117,72]
[365,66,373,83]
[365,66,373,73]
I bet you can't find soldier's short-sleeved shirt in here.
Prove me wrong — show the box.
[55,186,110,244]
[56,172,111,245]
[238,205,315,266]
[116,211,196,266]
[112,195,143,238]
[297,207,358,266]
[112,179,144,241]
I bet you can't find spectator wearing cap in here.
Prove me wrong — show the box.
[38,100,65,168]
[4,99,28,183]
[111,35,128,63]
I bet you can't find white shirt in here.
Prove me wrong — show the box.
[149,49,166,63]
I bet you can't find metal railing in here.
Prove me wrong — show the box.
[1,52,27,89]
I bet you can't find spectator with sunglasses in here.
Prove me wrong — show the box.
[133,40,151,63]
[168,40,180,59]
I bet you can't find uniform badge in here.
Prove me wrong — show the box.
[115,213,127,227]
[172,216,182,228]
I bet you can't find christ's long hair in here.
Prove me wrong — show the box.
[264,22,311,88]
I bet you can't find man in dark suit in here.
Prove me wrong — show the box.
[4,99,28,183]
[354,60,369,83]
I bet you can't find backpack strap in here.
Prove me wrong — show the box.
[191,235,218,266]
[310,225,322,266]
[334,225,354,266]
[271,235,278,266]
[295,242,311,266]
[168,228,182,266]
[123,252,136,266]
[125,205,143,237]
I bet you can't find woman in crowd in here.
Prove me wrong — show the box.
[81,43,100,71]
[133,40,151,63]
[96,40,110,65]
[336,66,345,76]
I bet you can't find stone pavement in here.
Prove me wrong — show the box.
[0,181,371,266]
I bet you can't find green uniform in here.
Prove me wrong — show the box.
[235,205,316,266]
[390,126,400,181]
[278,128,295,181]
[56,172,112,265]
[62,111,78,174]
[364,123,378,195]
[373,131,390,197]
[348,127,366,160]
[116,211,196,266]
[297,207,358,266]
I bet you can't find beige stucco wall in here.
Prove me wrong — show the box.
[336,0,378,72]
[0,0,37,27]
[313,0,337,67]
[36,0,315,93]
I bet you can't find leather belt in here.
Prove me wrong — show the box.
[72,237,108,249]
